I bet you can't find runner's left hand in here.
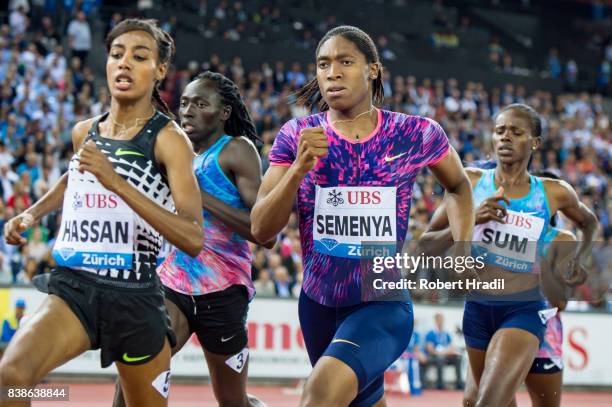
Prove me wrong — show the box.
[78,140,122,192]
[565,258,588,287]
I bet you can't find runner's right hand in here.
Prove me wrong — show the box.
[3,212,34,245]
[293,127,328,176]
[475,187,510,225]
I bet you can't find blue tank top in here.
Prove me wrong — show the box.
[158,135,255,298]
[472,169,551,273]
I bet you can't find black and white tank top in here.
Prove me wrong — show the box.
[52,111,174,286]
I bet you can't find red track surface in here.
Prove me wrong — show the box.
[31,383,612,406]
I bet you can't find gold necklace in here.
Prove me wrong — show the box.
[108,109,155,137]
[331,106,375,125]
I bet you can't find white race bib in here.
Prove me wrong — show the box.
[225,348,249,373]
[52,169,134,269]
[313,186,397,258]
[473,209,545,273]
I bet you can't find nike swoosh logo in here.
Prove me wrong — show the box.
[122,352,151,363]
[384,152,406,162]
[332,339,360,347]
[221,335,236,343]
[116,148,145,157]
[543,362,557,370]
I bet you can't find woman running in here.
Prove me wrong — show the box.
[113,71,270,407]
[421,103,597,407]
[463,219,577,407]
[251,25,475,407]
[1,19,203,407]
[524,225,574,407]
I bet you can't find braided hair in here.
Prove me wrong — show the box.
[195,71,260,144]
[295,25,385,111]
[106,19,175,118]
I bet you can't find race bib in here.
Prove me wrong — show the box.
[473,209,545,272]
[313,186,397,258]
[53,171,134,269]
[225,348,249,373]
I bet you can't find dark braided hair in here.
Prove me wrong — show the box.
[295,25,385,111]
[496,103,543,139]
[195,71,260,144]
[105,19,175,118]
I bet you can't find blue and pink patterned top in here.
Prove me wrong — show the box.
[269,109,450,306]
[159,135,255,299]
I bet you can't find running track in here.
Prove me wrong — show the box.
[31,383,612,406]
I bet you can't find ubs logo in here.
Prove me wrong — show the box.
[72,192,83,211]
[327,189,344,207]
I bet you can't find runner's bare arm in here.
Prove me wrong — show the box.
[28,119,92,221]
[203,137,276,248]
[251,127,326,243]
[420,168,483,244]
[428,148,475,241]
[3,120,93,245]
[541,230,576,310]
[251,165,300,243]
[546,179,598,262]
[150,124,204,255]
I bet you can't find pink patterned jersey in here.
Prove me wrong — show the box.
[158,135,255,298]
[269,109,450,306]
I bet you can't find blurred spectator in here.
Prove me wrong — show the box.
[9,0,30,12]
[161,15,178,38]
[286,63,306,87]
[377,36,397,61]
[6,181,31,211]
[501,53,513,74]
[488,36,504,57]
[9,6,29,38]
[137,0,154,11]
[408,320,429,386]
[16,153,41,187]
[548,48,562,79]
[565,59,578,90]
[38,16,61,52]
[591,0,606,21]
[0,141,13,168]
[67,11,92,67]
[26,226,48,263]
[197,0,208,16]
[1,299,26,347]
[254,269,276,297]
[597,60,610,94]
[106,13,123,38]
[44,45,67,83]
[423,313,463,390]
[273,266,292,298]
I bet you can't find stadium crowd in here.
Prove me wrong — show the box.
[0,4,610,312]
